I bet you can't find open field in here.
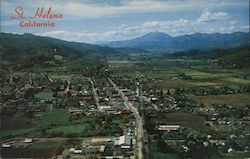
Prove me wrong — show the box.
[1,112,33,130]
[31,139,67,148]
[34,92,54,100]
[151,112,210,133]
[221,151,250,159]
[1,109,70,137]
[0,128,36,137]
[47,124,86,135]
[1,108,133,138]
[1,148,56,158]
[192,94,250,106]
[0,85,15,94]
[222,77,250,85]
[109,60,250,91]
[154,79,225,89]
[32,109,70,128]
[151,152,178,159]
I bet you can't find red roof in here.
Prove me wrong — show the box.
[121,109,132,114]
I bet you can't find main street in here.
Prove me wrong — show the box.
[108,78,144,159]
[88,78,100,106]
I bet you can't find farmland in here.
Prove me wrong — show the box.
[192,94,250,106]
[148,112,210,133]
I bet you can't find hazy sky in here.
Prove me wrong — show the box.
[1,0,249,43]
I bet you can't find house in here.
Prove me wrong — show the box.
[121,109,132,114]
[119,135,131,149]
[157,125,180,132]
[79,100,86,106]
[74,149,82,154]
[150,97,157,102]
[69,148,75,153]
[24,138,33,143]
[100,145,105,153]
[2,144,11,148]
[105,139,114,147]
[69,108,83,113]
[227,148,233,153]
[98,105,111,111]
[114,139,120,146]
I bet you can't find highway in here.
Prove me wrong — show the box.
[108,78,144,159]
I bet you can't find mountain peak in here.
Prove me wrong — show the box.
[136,32,172,41]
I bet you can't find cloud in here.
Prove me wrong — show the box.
[2,0,248,42]
[197,8,230,23]
[1,0,246,20]
[142,19,188,28]
[239,25,250,32]
[101,19,189,41]
[35,18,190,42]
[35,31,99,42]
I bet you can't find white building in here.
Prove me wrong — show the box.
[157,125,180,132]
[119,135,131,149]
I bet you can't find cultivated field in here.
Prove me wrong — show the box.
[192,94,250,107]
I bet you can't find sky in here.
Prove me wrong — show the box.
[1,0,249,43]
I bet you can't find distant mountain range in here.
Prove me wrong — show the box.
[103,32,249,52]
[1,32,249,70]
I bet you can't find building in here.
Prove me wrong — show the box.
[121,109,132,114]
[24,138,33,143]
[74,149,82,154]
[91,137,110,146]
[69,148,75,153]
[100,145,105,153]
[119,135,131,149]
[157,125,180,132]
[2,144,11,148]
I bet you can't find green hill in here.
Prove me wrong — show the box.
[162,44,250,68]
[0,33,119,71]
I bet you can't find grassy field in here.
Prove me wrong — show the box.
[1,109,70,137]
[150,152,178,159]
[31,139,67,148]
[192,94,250,106]
[109,60,156,77]
[47,124,86,135]
[34,92,54,100]
[0,85,15,94]
[222,77,250,85]
[154,79,224,89]
[153,67,250,89]
[0,128,36,137]
[109,60,250,89]
[53,55,63,61]
[32,109,70,128]
[152,112,210,133]
[221,151,250,159]
[1,112,32,130]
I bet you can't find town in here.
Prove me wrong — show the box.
[1,55,250,159]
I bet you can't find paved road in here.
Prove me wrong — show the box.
[88,78,99,106]
[108,78,144,159]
